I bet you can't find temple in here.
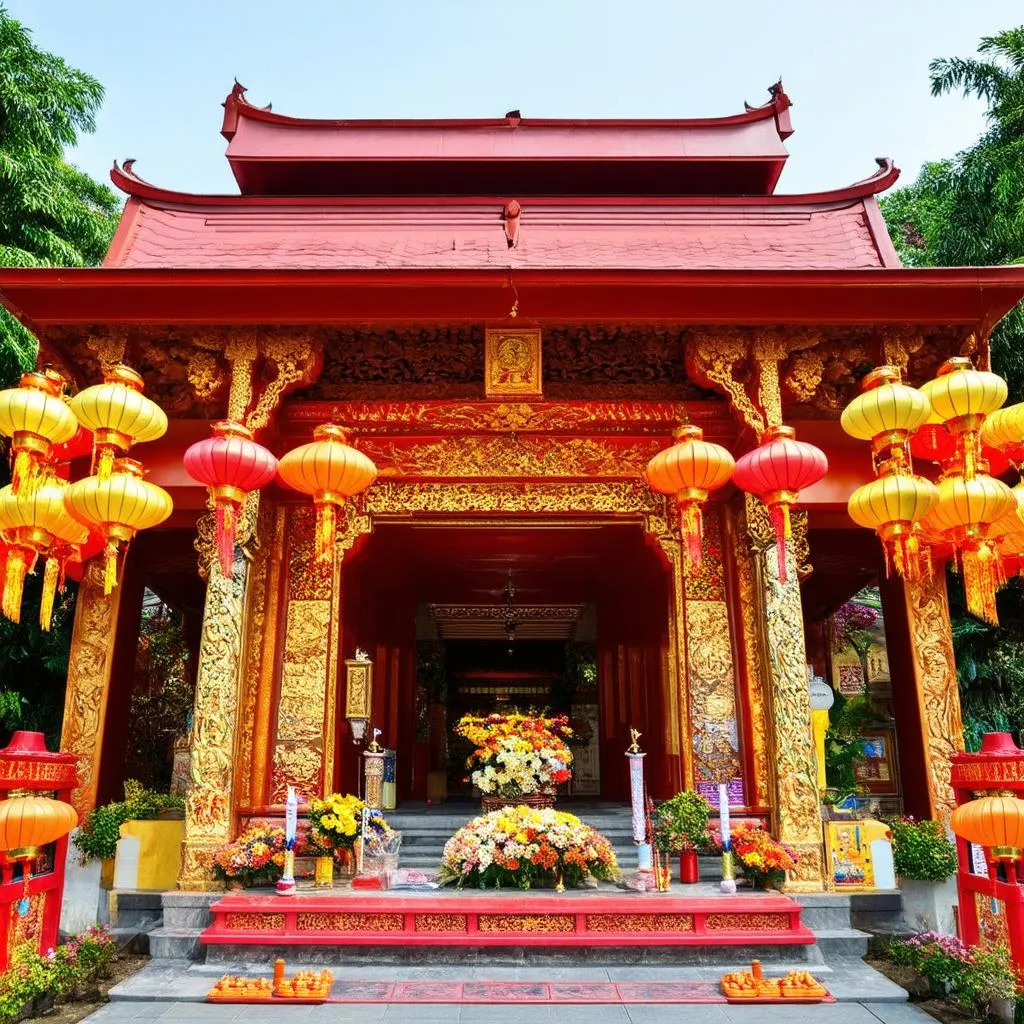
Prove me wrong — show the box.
[3,80,1024,897]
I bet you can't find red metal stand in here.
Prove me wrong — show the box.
[0,732,78,970]
[950,733,1024,974]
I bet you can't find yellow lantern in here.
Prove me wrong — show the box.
[645,425,735,570]
[840,366,931,472]
[277,424,377,563]
[847,470,938,579]
[0,480,88,629]
[981,402,1024,468]
[67,365,168,482]
[0,370,78,496]
[929,473,1016,624]
[64,458,172,594]
[920,358,1008,479]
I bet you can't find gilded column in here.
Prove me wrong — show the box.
[61,561,126,818]
[684,508,743,801]
[178,534,249,889]
[894,572,963,820]
[744,495,825,891]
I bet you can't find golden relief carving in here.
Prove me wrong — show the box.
[8,892,45,950]
[225,912,284,931]
[478,914,575,933]
[285,399,725,436]
[905,573,964,820]
[753,335,788,430]
[414,914,467,932]
[363,480,661,517]
[245,333,323,432]
[223,332,259,422]
[296,913,404,932]
[705,912,789,931]
[727,504,771,809]
[585,914,694,933]
[744,494,824,891]
[61,562,123,817]
[687,332,766,437]
[485,328,543,398]
[179,553,249,889]
[84,330,127,373]
[363,434,662,480]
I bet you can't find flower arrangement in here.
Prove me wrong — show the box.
[886,817,958,882]
[729,823,798,889]
[454,712,573,798]
[306,793,366,851]
[0,926,115,1024]
[439,806,618,890]
[213,824,292,887]
[888,932,1016,1010]
[652,791,712,852]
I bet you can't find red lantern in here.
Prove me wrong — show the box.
[733,425,828,583]
[183,421,278,577]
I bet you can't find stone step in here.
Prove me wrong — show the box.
[812,927,872,959]
[148,927,202,961]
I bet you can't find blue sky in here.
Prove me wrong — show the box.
[7,0,1022,196]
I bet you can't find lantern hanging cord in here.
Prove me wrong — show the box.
[507,275,520,320]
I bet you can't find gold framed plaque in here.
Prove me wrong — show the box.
[485,328,542,399]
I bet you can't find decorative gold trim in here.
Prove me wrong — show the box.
[485,328,543,399]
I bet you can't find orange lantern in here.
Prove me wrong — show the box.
[64,458,172,594]
[0,793,77,861]
[929,472,1016,625]
[67,365,167,482]
[645,425,734,569]
[921,358,1007,480]
[847,469,938,580]
[840,366,931,473]
[0,480,88,630]
[277,425,377,563]
[951,795,1024,860]
[0,371,78,496]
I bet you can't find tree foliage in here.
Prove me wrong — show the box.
[0,5,121,386]
[880,27,1024,399]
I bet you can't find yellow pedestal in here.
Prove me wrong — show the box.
[117,819,184,891]
[811,708,830,793]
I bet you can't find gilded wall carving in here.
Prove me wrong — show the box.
[744,495,824,890]
[61,562,123,817]
[905,572,964,820]
[180,547,248,889]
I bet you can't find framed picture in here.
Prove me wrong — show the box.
[853,727,900,796]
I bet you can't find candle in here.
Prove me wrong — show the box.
[285,786,298,851]
[718,783,731,850]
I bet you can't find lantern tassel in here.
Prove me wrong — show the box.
[679,501,704,571]
[10,450,36,497]
[315,502,337,564]
[103,542,119,596]
[962,541,1002,626]
[39,556,59,632]
[95,445,115,483]
[769,504,790,583]
[2,550,29,624]
[215,501,236,578]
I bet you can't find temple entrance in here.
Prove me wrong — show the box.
[337,521,675,804]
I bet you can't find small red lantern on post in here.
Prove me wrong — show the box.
[183,421,279,577]
[732,425,828,583]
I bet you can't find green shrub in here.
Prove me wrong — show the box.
[887,817,958,881]
[72,780,183,863]
[652,791,712,853]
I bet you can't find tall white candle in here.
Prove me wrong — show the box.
[718,783,731,849]
[627,754,647,844]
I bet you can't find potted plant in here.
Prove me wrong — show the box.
[213,824,290,889]
[887,817,959,933]
[652,791,711,883]
[454,711,573,811]
[306,793,385,881]
[71,781,184,889]
[730,823,799,889]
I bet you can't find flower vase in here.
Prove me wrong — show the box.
[338,848,356,878]
[314,856,334,888]
[679,849,699,884]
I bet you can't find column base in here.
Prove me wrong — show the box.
[781,841,826,893]
[178,841,226,892]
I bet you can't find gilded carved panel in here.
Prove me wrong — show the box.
[485,328,543,399]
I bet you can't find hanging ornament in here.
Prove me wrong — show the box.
[644,425,734,570]
[0,791,77,913]
[928,472,1016,625]
[981,402,1024,470]
[910,413,957,468]
[0,370,78,496]
[920,357,1007,480]
[64,458,172,594]
[732,425,828,583]
[183,421,278,577]
[278,425,377,563]
[0,480,88,629]
[67,365,167,482]
[847,468,938,580]
[840,365,931,473]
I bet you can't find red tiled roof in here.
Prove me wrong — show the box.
[106,196,896,271]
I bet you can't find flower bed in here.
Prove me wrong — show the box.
[0,925,115,1024]
[439,806,618,890]
[454,712,573,800]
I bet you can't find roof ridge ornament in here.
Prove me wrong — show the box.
[744,79,794,140]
